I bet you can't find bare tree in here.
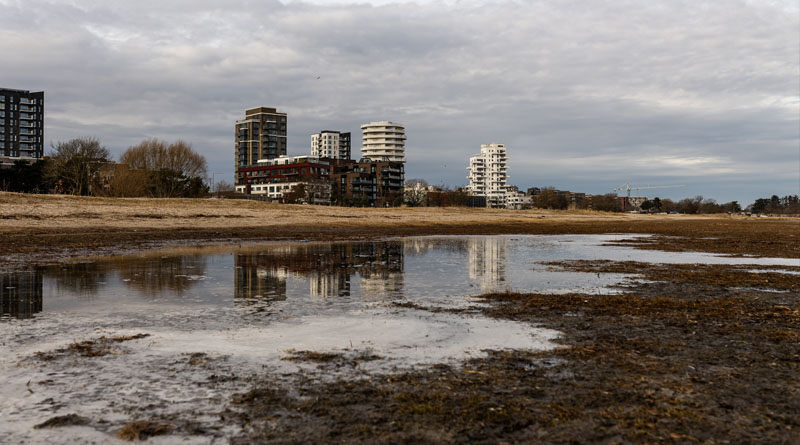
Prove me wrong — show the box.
[213,180,235,196]
[532,187,569,210]
[284,183,307,204]
[404,179,429,206]
[590,193,621,212]
[48,137,110,195]
[120,138,208,197]
[101,164,151,197]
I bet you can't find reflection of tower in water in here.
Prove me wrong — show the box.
[234,242,405,301]
[234,254,288,303]
[1,271,43,319]
[468,237,508,291]
[309,270,350,298]
[357,242,404,300]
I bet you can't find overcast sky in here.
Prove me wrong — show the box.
[2,0,797,203]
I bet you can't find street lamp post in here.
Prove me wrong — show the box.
[211,172,224,198]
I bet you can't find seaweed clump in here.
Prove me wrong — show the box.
[281,349,383,369]
[34,333,150,360]
[33,413,90,429]
[117,420,172,441]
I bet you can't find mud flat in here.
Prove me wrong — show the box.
[226,258,799,444]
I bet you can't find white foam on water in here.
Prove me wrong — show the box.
[0,305,559,444]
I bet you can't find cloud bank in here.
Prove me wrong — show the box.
[1,0,797,202]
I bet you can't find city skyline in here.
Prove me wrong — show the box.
[1,0,797,203]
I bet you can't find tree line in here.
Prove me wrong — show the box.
[0,137,210,198]
[748,195,800,215]
[532,190,798,215]
[404,182,796,215]
[532,189,747,214]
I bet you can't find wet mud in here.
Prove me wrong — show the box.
[225,263,799,444]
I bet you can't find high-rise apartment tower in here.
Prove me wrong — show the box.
[360,121,405,163]
[466,143,509,208]
[1,88,44,165]
[311,131,351,160]
[235,107,287,168]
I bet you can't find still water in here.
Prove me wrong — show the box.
[1,235,796,444]
[2,235,641,321]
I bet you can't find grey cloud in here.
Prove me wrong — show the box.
[0,0,796,203]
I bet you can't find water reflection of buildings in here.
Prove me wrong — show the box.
[235,254,288,303]
[354,243,404,300]
[116,256,208,298]
[43,256,209,300]
[234,242,404,303]
[1,271,43,319]
[403,238,468,256]
[468,237,508,291]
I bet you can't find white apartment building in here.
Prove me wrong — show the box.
[311,130,351,160]
[235,181,331,204]
[360,121,406,163]
[466,143,509,208]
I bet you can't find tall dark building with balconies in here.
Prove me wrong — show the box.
[235,107,287,178]
[0,88,44,166]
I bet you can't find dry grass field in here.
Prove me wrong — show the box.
[1,192,798,267]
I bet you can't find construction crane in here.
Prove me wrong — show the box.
[613,183,684,197]
[612,183,685,211]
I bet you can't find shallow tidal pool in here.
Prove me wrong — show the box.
[1,234,796,443]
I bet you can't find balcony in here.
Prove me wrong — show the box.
[351,178,375,185]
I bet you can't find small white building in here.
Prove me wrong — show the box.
[506,191,532,210]
[235,181,331,204]
[256,155,327,166]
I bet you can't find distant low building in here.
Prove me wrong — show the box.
[234,155,333,203]
[506,191,532,210]
[618,195,647,211]
[331,159,404,207]
[235,155,404,207]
